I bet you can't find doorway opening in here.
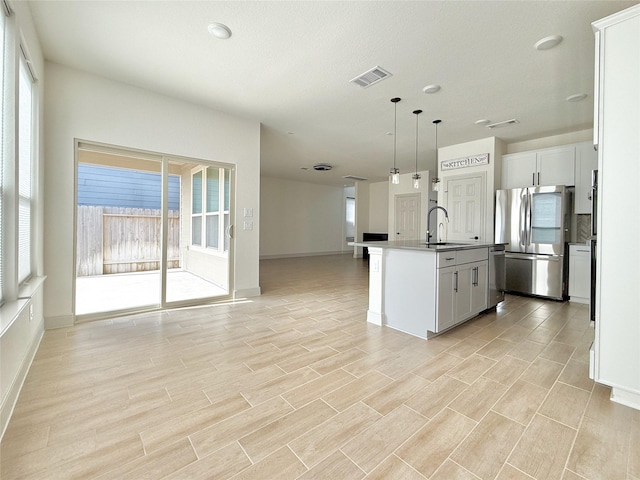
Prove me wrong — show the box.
[74,142,234,318]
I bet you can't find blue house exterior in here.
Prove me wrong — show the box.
[78,164,180,210]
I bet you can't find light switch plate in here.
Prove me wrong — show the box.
[243,208,253,217]
[244,221,253,231]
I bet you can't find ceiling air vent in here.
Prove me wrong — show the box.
[350,66,392,88]
[343,175,368,182]
[313,163,333,171]
[487,118,520,129]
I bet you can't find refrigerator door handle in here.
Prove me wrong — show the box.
[525,192,532,247]
[505,253,562,261]
[519,190,527,246]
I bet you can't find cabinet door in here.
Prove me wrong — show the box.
[503,152,537,189]
[436,266,456,332]
[471,260,488,313]
[536,146,575,187]
[454,264,474,324]
[574,142,598,214]
[569,247,591,299]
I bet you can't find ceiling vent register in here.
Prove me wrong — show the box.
[487,118,520,129]
[350,66,392,88]
[343,175,368,181]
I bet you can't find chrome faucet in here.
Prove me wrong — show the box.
[426,206,449,243]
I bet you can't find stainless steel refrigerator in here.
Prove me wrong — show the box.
[495,186,571,300]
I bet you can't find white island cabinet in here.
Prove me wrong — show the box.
[355,241,495,339]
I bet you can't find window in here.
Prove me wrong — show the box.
[0,8,5,303]
[18,53,34,284]
[191,166,230,253]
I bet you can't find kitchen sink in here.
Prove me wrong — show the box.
[422,242,465,246]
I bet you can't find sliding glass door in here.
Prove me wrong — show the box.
[75,143,233,318]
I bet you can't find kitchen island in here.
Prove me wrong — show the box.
[352,240,504,339]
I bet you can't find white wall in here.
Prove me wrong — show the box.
[506,129,592,154]
[43,63,261,327]
[368,181,389,233]
[1,1,46,440]
[260,177,350,258]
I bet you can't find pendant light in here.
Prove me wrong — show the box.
[412,109,422,189]
[389,97,401,185]
[431,119,442,191]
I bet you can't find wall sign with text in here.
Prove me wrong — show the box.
[441,153,490,171]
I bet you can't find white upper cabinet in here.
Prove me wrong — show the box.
[502,145,575,189]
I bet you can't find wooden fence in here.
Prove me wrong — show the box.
[76,206,181,276]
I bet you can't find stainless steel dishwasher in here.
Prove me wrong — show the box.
[488,245,506,308]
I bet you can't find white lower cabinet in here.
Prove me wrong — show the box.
[435,249,488,333]
[569,245,590,303]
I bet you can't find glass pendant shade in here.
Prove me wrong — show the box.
[390,168,400,184]
[431,119,441,191]
[413,109,422,190]
[389,97,401,183]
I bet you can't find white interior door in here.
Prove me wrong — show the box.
[445,175,484,242]
[394,193,420,241]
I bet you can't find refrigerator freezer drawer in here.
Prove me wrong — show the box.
[505,253,565,300]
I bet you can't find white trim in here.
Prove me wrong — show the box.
[610,386,640,411]
[233,287,261,298]
[0,328,43,441]
[259,251,351,260]
[45,314,74,329]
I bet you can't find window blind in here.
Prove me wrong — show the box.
[0,10,5,302]
[18,57,33,284]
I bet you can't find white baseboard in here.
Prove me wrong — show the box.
[610,387,640,411]
[45,314,74,329]
[234,287,261,298]
[260,251,352,260]
[1,329,44,441]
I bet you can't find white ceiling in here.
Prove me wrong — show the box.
[27,0,637,186]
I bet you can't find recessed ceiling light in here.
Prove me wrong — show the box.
[534,35,563,51]
[422,84,441,94]
[208,23,232,39]
[475,119,490,125]
[566,93,588,102]
[313,163,332,171]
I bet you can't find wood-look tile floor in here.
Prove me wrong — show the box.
[2,254,639,479]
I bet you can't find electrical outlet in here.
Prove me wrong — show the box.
[243,221,253,231]
[243,207,253,217]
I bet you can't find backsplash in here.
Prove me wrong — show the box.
[576,214,591,243]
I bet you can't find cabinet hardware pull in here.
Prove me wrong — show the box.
[532,172,535,186]
[576,249,589,252]
[454,271,458,292]
[445,257,455,261]
[538,172,540,185]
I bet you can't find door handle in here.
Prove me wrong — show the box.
[454,271,458,292]
[225,225,234,238]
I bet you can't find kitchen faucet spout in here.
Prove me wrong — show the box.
[426,206,449,243]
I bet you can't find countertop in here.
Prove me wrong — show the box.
[350,240,505,252]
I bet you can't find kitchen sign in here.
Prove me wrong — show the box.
[441,153,489,171]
